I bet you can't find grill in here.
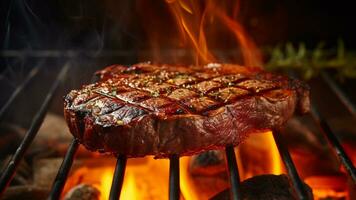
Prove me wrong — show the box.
[0,50,355,200]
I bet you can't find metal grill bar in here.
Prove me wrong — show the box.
[0,63,70,196]
[48,139,79,200]
[321,72,356,116]
[225,145,242,200]
[311,105,356,183]
[0,61,44,121]
[290,69,356,183]
[109,155,127,200]
[169,154,180,200]
[272,130,310,200]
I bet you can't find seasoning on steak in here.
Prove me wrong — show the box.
[64,62,310,158]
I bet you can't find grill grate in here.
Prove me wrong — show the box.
[310,105,356,182]
[109,155,127,200]
[225,146,242,200]
[168,155,180,200]
[0,53,355,200]
[0,63,70,192]
[272,130,309,199]
[48,139,80,200]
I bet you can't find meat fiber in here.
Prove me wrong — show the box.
[64,63,310,158]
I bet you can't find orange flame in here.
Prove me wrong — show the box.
[139,0,263,66]
[237,131,283,180]
[180,157,200,200]
[215,9,262,67]
[166,0,216,64]
[119,172,137,200]
[63,157,198,199]
[64,133,283,200]
[62,165,115,200]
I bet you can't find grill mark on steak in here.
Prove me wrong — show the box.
[93,68,284,115]
[94,84,193,114]
[95,105,147,127]
[94,89,152,111]
[201,87,284,115]
[64,63,310,157]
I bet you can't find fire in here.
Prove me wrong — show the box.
[166,0,262,65]
[63,157,170,199]
[236,131,284,180]
[63,157,201,200]
[134,0,262,66]
[304,175,348,199]
[215,9,262,67]
[180,157,200,200]
[99,167,114,200]
[63,134,352,200]
[63,131,284,200]
[62,166,111,200]
[166,0,216,64]
[119,172,137,200]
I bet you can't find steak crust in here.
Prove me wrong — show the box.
[64,63,310,158]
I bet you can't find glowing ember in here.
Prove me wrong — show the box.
[304,175,348,199]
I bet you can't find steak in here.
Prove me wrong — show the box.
[64,63,310,158]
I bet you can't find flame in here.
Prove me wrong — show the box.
[215,9,262,67]
[180,157,200,200]
[63,132,353,200]
[166,0,216,64]
[62,165,115,200]
[120,172,137,200]
[166,0,262,65]
[63,131,284,199]
[269,132,283,175]
[64,157,170,199]
[133,0,263,66]
[119,158,169,199]
[236,131,283,180]
[100,168,115,200]
[63,156,213,200]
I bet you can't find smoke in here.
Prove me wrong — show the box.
[0,0,123,52]
[1,0,46,49]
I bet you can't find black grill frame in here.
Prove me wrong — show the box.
[0,51,355,200]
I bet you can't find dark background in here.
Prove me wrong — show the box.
[1,0,356,51]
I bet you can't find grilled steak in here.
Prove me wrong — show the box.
[64,63,310,158]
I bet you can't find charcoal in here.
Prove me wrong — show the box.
[189,150,226,176]
[64,184,100,200]
[210,174,313,200]
[1,186,49,200]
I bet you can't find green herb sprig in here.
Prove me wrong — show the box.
[266,40,356,80]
